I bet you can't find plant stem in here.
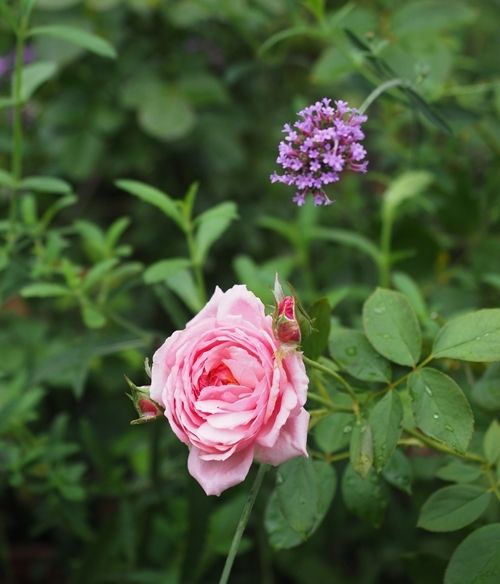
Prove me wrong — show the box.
[379,208,393,288]
[307,392,353,413]
[185,222,207,306]
[303,356,360,416]
[219,464,268,584]
[403,427,487,465]
[358,78,407,115]
[7,16,27,249]
[386,354,435,391]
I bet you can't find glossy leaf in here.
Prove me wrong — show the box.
[301,298,331,360]
[418,485,491,532]
[370,391,403,470]
[350,421,373,478]
[408,368,473,452]
[382,450,413,494]
[330,328,391,383]
[363,288,422,366]
[483,420,500,465]
[445,524,500,584]
[341,464,388,527]
[314,412,354,454]
[433,309,500,362]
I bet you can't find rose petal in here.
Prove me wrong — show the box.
[255,408,309,466]
[188,446,254,496]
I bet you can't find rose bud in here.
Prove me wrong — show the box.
[272,276,301,346]
[125,376,163,424]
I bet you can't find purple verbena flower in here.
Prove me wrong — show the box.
[270,98,368,206]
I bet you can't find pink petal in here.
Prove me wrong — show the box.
[188,446,254,496]
[255,408,309,466]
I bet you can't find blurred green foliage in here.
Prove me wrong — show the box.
[1,0,500,582]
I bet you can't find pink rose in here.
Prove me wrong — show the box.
[150,285,310,495]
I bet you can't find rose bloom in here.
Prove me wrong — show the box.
[150,285,309,495]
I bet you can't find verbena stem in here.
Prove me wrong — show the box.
[219,464,268,584]
[358,78,407,115]
[8,14,27,249]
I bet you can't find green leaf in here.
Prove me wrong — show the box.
[432,309,500,362]
[276,458,336,537]
[418,485,491,532]
[116,179,184,230]
[143,258,192,285]
[301,298,331,360]
[80,301,106,329]
[138,88,195,141]
[382,450,413,494]
[483,420,500,464]
[266,459,336,549]
[29,26,116,59]
[311,227,380,264]
[445,524,500,584]
[265,491,304,550]
[473,363,500,412]
[370,391,403,470]
[363,288,422,367]
[436,460,482,484]
[314,412,354,454]
[164,269,201,313]
[408,368,474,452]
[0,169,15,188]
[350,421,373,477]
[341,464,388,527]
[21,176,72,194]
[21,283,71,298]
[21,62,58,101]
[82,258,119,291]
[383,171,433,218]
[392,271,428,320]
[194,202,238,264]
[330,328,391,383]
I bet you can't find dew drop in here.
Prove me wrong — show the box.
[432,413,440,420]
[346,346,357,357]
[343,425,352,434]
[445,424,453,432]
[424,386,433,396]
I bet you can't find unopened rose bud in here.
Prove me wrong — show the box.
[273,295,301,345]
[125,376,163,424]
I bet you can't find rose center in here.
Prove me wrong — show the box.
[198,363,237,391]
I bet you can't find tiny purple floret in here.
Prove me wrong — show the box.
[270,98,368,206]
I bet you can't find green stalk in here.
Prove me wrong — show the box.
[379,208,393,288]
[303,356,360,416]
[8,8,29,249]
[218,464,268,584]
[403,427,486,465]
[358,78,407,115]
[185,222,207,306]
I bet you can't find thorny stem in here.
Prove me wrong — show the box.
[219,464,268,584]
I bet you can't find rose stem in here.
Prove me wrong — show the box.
[218,464,269,584]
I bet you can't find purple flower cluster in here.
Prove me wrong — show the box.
[270,98,368,206]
